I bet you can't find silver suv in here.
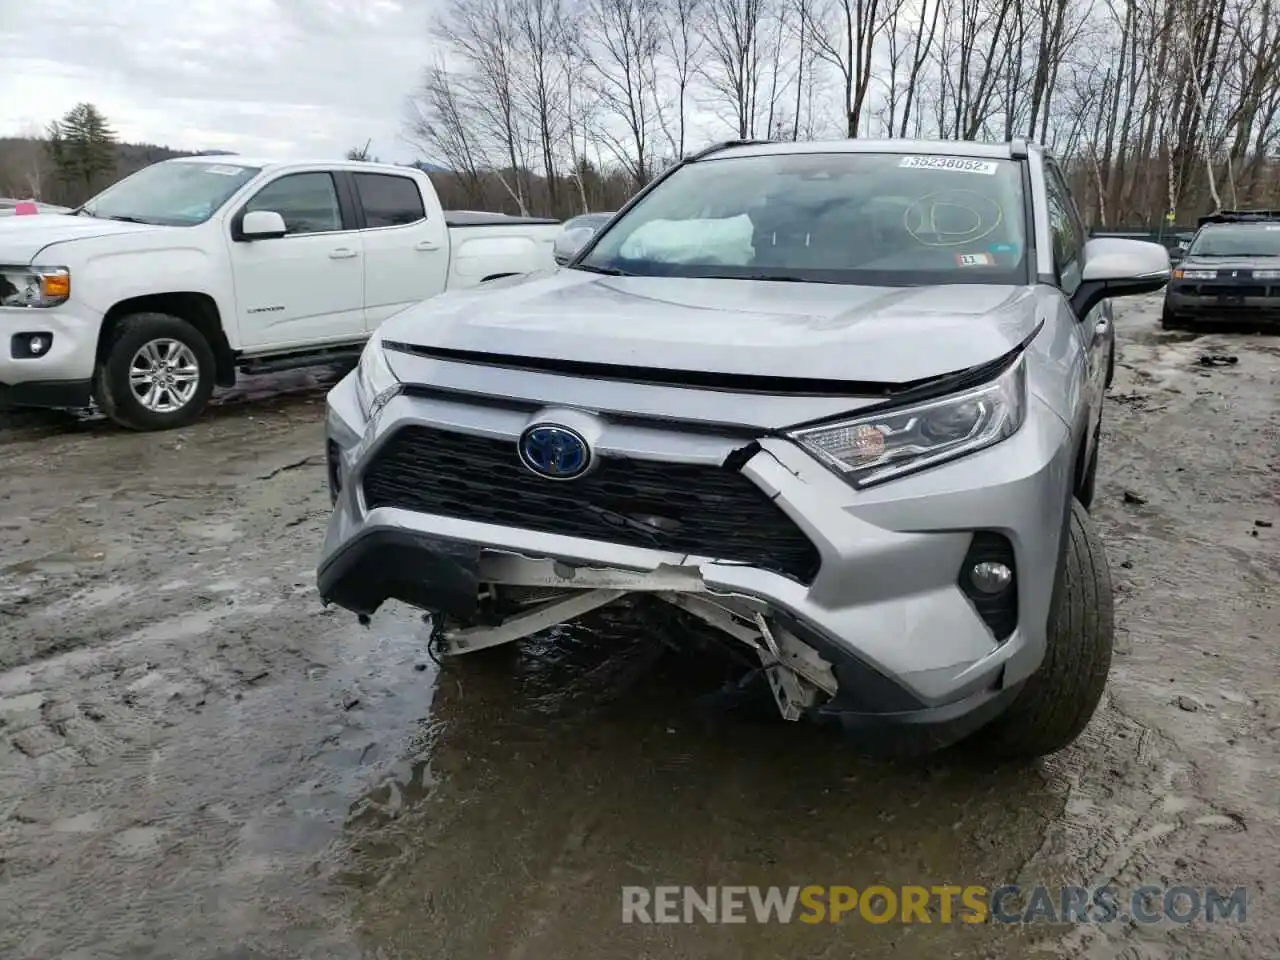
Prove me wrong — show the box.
[316,139,1170,759]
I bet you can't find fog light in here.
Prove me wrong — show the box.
[11,332,54,359]
[970,561,1012,594]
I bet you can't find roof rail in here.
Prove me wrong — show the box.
[1009,138,1029,159]
[1198,209,1280,226]
[684,139,773,162]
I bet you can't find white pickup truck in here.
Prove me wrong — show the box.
[0,157,561,429]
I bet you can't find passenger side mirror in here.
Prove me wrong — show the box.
[240,209,287,240]
[553,226,598,266]
[1070,238,1170,318]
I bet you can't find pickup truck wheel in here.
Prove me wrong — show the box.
[95,313,216,431]
[972,499,1114,760]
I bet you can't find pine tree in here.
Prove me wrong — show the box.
[46,103,118,200]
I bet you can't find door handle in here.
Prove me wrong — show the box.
[414,240,441,251]
[329,247,358,259]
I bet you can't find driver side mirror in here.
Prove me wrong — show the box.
[240,209,287,240]
[553,226,598,266]
[1070,237,1170,318]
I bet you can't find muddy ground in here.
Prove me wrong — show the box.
[0,295,1276,960]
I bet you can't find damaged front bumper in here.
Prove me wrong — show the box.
[317,368,1075,752]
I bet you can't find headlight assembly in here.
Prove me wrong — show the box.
[354,336,401,419]
[1173,268,1216,280]
[789,356,1027,488]
[0,265,71,307]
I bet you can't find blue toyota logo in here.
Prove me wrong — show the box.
[518,424,591,479]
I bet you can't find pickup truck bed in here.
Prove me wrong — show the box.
[445,212,561,227]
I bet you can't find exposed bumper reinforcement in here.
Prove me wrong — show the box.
[317,526,1014,751]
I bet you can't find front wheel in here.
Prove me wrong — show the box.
[971,499,1114,760]
[94,313,216,431]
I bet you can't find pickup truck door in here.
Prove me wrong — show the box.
[348,170,449,332]
[227,170,365,350]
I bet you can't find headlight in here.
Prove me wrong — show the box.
[0,265,71,307]
[789,356,1027,488]
[354,336,400,419]
[1255,269,1280,280]
[1173,268,1216,280]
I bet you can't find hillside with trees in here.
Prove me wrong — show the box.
[0,103,215,205]
[407,0,1280,223]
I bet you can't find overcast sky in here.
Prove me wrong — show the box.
[0,0,432,162]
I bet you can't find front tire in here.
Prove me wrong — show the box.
[1160,309,1186,331]
[94,313,216,431]
[973,499,1114,760]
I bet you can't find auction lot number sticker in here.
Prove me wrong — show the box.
[899,156,999,175]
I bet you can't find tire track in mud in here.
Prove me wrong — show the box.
[1,301,1278,960]
[1007,299,1280,959]
[0,390,369,959]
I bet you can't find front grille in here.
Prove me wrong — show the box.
[361,425,822,583]
[1196,284,1270,297]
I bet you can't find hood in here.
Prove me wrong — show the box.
[1180,255,1280,272]
[379,270,1038,386]
[0,214,164,264]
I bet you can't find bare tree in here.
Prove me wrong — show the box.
[405,65,489,207]
[584,0,665,186]
[699,0,769,137]
[514,0,569,208]
[657,0,707,157]
[806,0,887,136]
[397,0,1280,225]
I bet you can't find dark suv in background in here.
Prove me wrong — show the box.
[1163,210,1280,329]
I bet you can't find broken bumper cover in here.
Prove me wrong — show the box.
[317,371,1075,748]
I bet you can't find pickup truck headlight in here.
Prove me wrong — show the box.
[788,357,1027,488]
[1172,268,1216,280]
[0,266,71,307]
[1254,269,1280,280]
[354,336,400,419]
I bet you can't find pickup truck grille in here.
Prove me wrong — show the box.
[361,425,822,583]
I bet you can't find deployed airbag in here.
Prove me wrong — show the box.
[619,215,754,265]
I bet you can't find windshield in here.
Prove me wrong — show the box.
[577,152,1029,285]
[81,161,261,226]
[1188,224,1280,257]
[564,213,613,231]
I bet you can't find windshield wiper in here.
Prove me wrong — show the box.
[700,272,835,284]
[105,215,153,225]
[573,263,633,277]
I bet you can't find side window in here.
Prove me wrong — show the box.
[244,172,342,235]
[1044,163,1085,280]
[354,173,426,228]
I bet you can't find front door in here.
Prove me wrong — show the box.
[228,170,365,351]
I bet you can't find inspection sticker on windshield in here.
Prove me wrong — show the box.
[204,165,247,176]
[956,252,995,266]
[899,155,999,175]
